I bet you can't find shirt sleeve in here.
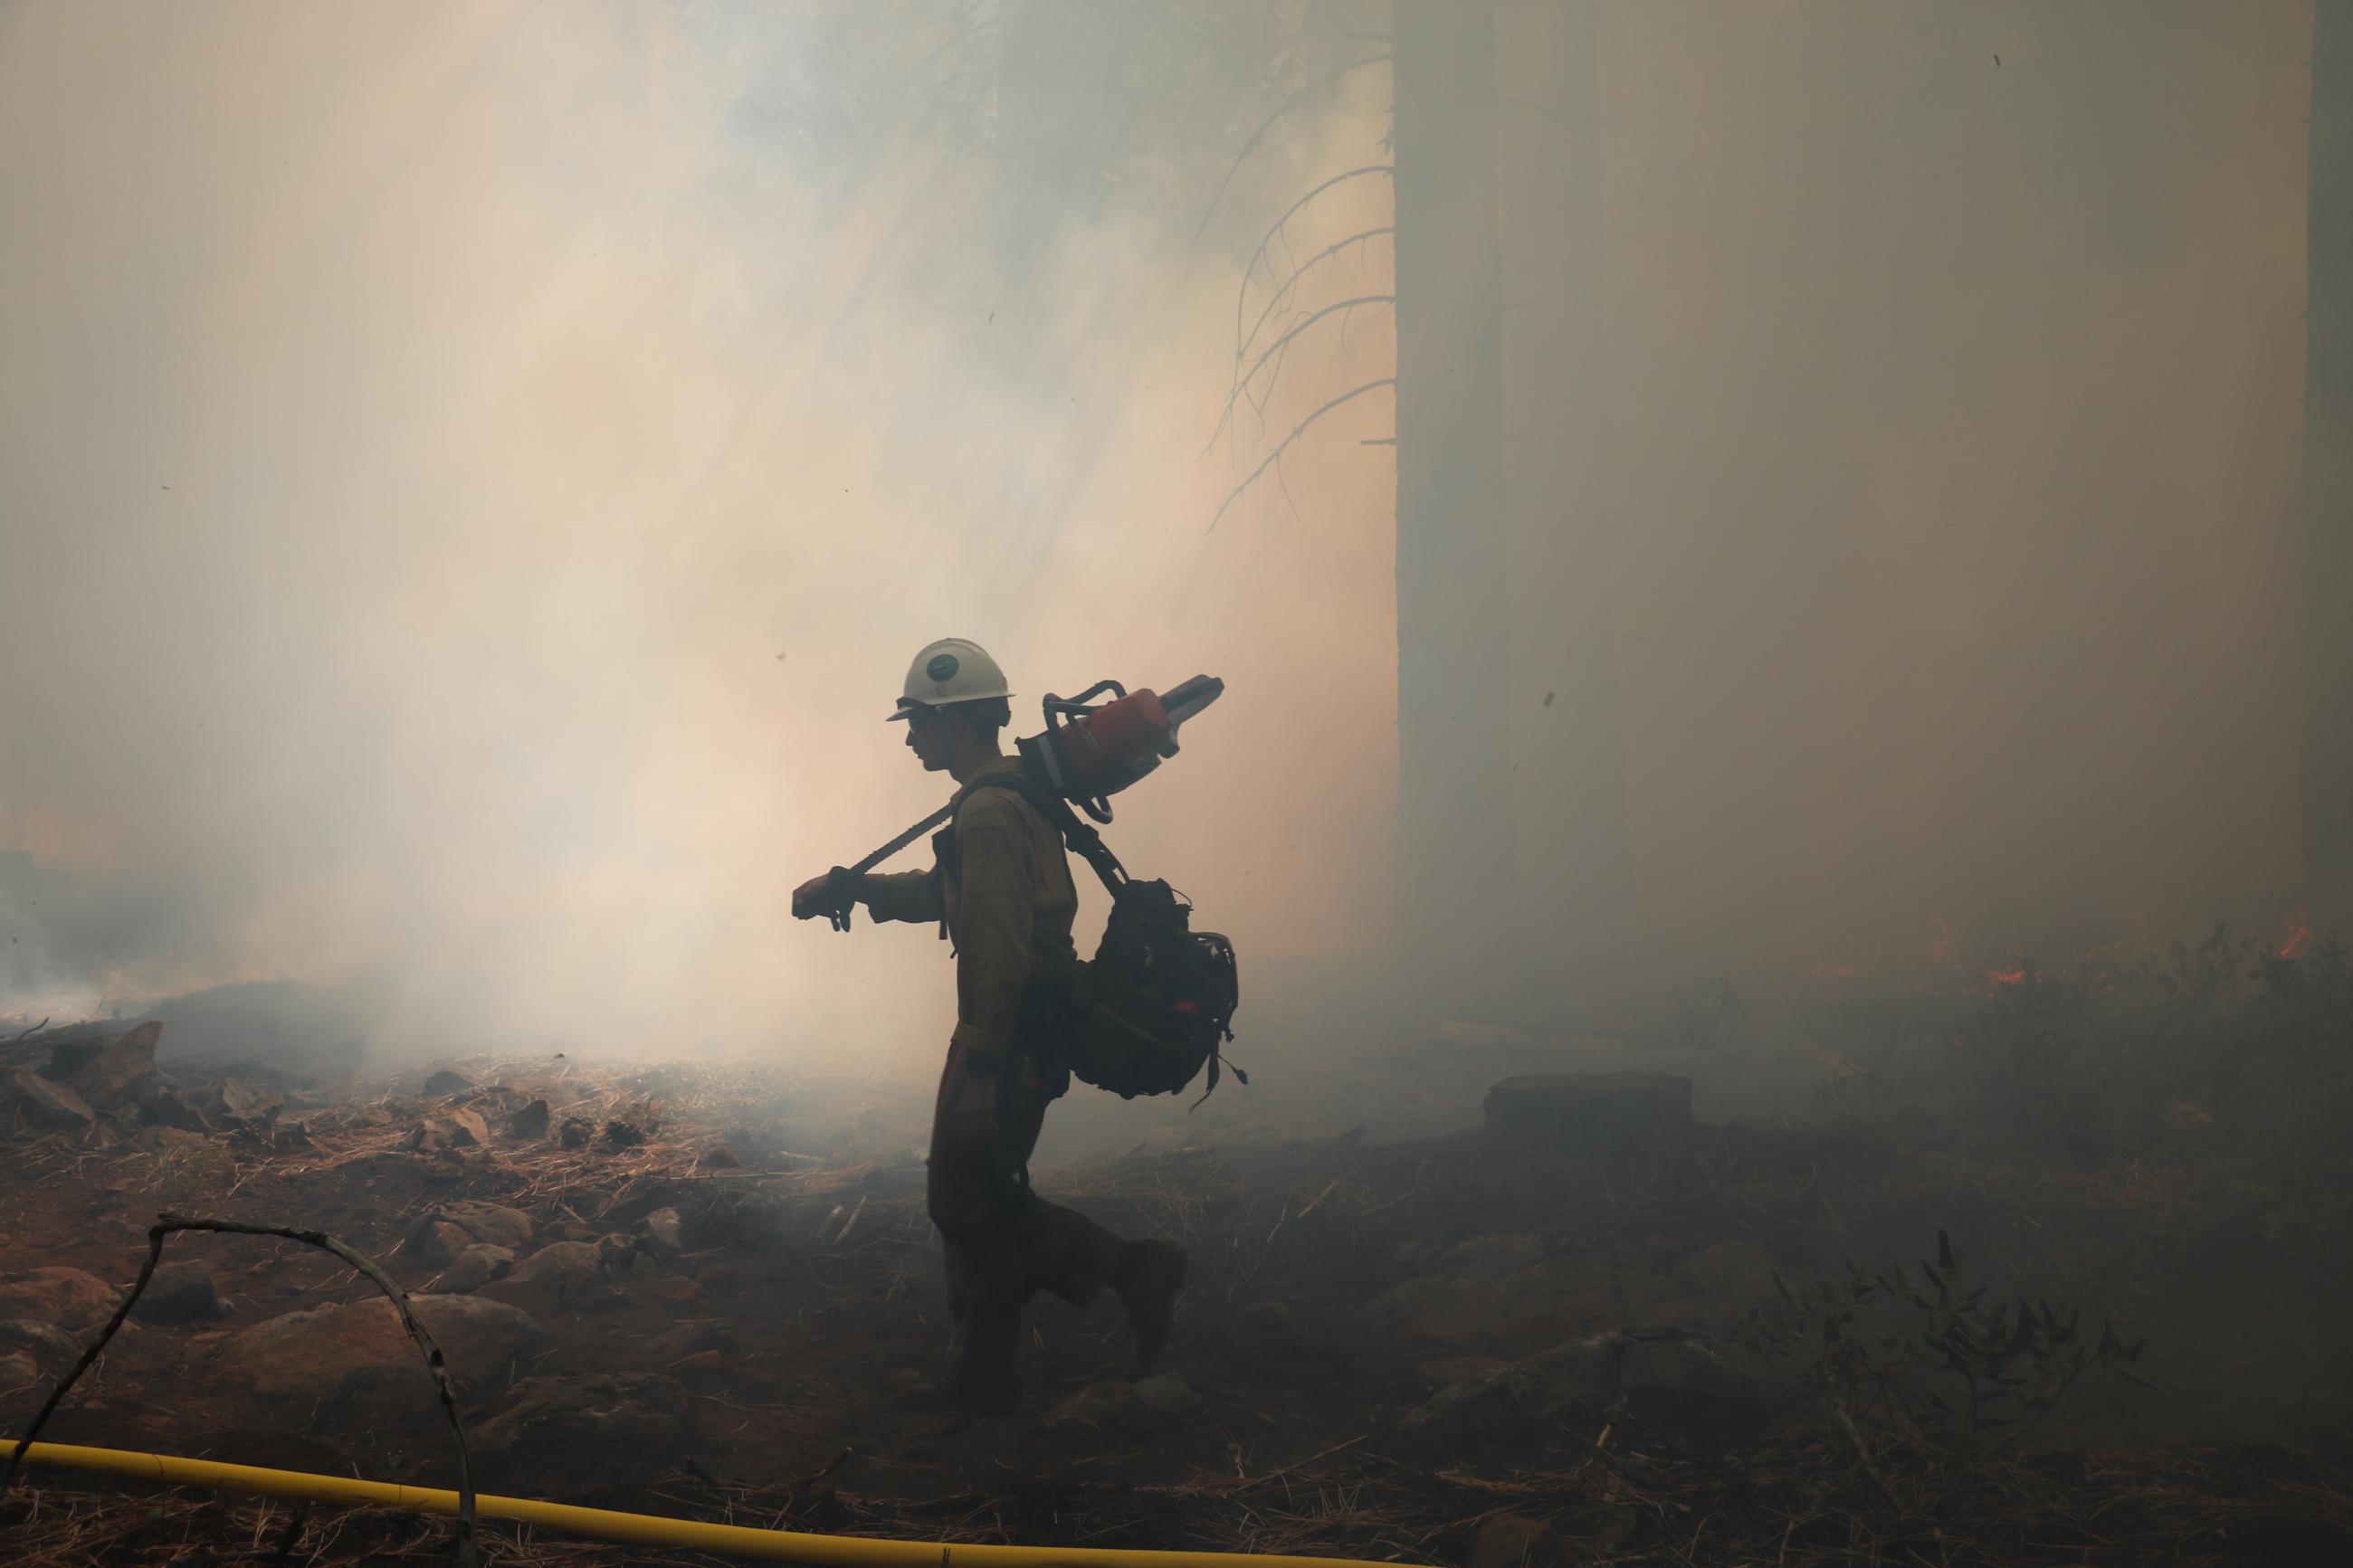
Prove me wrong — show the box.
[948,808,1037,1060]
[859,868,944,925]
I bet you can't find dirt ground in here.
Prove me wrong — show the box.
[3,1020,2351,1565]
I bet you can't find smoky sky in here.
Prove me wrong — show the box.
[0,2,2316,1059]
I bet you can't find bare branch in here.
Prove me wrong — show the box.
[6,1017,49,1045]
[1209,378,1396,533]
[1194,54,1392,240]
[1233,164,1393,342]
[1239,225,1395,363]
[1207,294,1396,456]
[2,1212,481,1566]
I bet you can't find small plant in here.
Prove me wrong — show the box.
[1741,1230,2147,1463]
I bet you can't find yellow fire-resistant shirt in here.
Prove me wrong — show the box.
[860,758,1079,1060]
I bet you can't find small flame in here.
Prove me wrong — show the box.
[2278,913,2311,960]
[1986,966,2026,986]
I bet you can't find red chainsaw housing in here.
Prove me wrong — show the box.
[1049,689,1172,798]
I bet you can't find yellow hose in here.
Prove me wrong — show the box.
[1,1440,1399,1568]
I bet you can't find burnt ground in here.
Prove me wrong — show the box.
[2,1017,2351,1566]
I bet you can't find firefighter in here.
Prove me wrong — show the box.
[792,638,1188,1415]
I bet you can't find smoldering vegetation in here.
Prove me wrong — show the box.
[5,2,2352,1564]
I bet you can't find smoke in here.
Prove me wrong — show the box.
[0,2,1399,1063]
[0,1,2318,1064]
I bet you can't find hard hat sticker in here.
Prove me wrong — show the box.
[927,653,960,682]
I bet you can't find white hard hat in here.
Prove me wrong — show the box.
[886,637,1013,720]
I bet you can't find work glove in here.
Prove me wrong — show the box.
[791,867,862,929]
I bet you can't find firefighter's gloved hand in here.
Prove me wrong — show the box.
[791,867,861,923]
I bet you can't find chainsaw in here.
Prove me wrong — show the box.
[808,675,1224,930]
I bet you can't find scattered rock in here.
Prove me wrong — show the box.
[559,1117,593,1150]
[0,1267,119,1329]
[62,1022,162,1111]
[1468,1516,1569,1568]
[694,1145,741,1171]
[507,1098,550,1140]
[422,1069,475,1097]
[213,1294,548,1404]
[140,1089,213,1132]
[401,1202,534,1268]
[437,1245,514,1293]
[1482,1072,1694,1152]
[603,1119,645,1149]
[272,1120,315,1154]
[0,1351,38,1389]
[0,1318,86,1365]
[649,1276,701,1303]
[130,1259,224,1326]
[5,1069,96,1129]
[641,1208,685,1252]
[472,1373,691,1491]
[406,1109,491,1152]
[215,1079,281,1122]
[493,1241,605,1304]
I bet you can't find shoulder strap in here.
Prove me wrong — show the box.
[956,769,1129,898]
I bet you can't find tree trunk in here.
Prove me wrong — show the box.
[1392,0,1513,1011]
[1498,0,1636,1018]
[2306,0,2353,927]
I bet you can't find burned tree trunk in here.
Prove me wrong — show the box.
[2306,0,2353,927]
[1498,0,1636,1014]
[1393,0,1513,1008]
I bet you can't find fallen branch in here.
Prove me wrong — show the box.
[1,1212,481,1567]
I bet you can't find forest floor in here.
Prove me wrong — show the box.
[1,1016,2350,1565]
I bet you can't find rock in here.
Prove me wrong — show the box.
[602,1119,645,1149]
[1482,1072,1694,1152]
[422,1069,475,1097]
[495,1241,605,1304]
[0,1351,38,1389]
[694,1145,741,1171]
[272,1120,315,1153]
[649,1277,700,1303]
[1396,1329,1768,1457]
[215,1079,281,1122]
[472,1373,691,1491]
[641,1208,685,1252]
[559,1117,593,1150]
[406,1109,491,1151]
[402,1202,532,1267]
[1672,1240,1779,1306]
[437,1245,514,1293]
[507,1098,550,1140]
[140,1089,212,1132]
[5,1069,96,1129]
[62,1022,161,1111]
[131,1259,223,1326]
[442,1201,534,1251]
[214,1294,548,1404]
[1468,1516,1569,1568]
[1043,1375,1200,1433]
[0,1267,119,1328]
[0,1318,87,1364]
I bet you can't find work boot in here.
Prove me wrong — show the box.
[1116,1239,1188,1370]
[899,1364,1023,1417]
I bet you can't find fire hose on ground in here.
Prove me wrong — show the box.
[1,1439,1405,1568]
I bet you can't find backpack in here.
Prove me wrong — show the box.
[957,772,1243,1104]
